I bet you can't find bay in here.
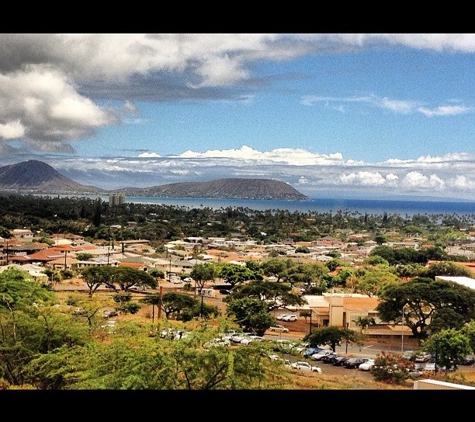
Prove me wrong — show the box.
[124,196,475,217]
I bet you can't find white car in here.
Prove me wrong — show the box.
[414,352,432,362]
[269,324,289,333]
[282,314,297,322]
[424,360,437,372]
[230,333,246,343]
[359,358,375,371]
[310,349,334,360]
[276,314,290,321]
[291,361,322,373]
[239,334,257,345]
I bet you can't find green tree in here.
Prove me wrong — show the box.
[461,320,475,353]
[353,316,376,335]
[228,279,306,311]
[226,298,275,335]
[423,328,472,372]
[260,258,294,282]
[190,263,218,294]
[76,253,93,261]
[217,262,256,289]
[0,268,88,387]
[422,261,475,279]
[161,291,198,319]
[49,323,287,390]
[354,265,399,297]
[108,267,158,292]
[303,326,359,352]
[376,277,475,339]
[81,266,115,297]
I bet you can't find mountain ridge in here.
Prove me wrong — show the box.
[0,160,309,201]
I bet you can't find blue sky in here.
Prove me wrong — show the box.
[2,34,475,200]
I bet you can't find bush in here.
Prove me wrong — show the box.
[371,351,413,385]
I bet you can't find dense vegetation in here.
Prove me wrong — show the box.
[1,194,475,389]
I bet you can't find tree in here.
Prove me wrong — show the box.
[41,323,288,390]
[354,265,400,297]
[376,277,475,339]
[0,268,88,387]
[226,298,275,335]
[371,351,413,385]
[353,316,376,335]
[303,326,360,352]
[423,328,472,373]
[227,279,306,311]
[160,291,197,319]
[217,263,256,289]
[107,267,158,292]
[81,266,115,297]
[280,262,329,289]
[423,261,475,279]
[461,320,475,353]
[260,258,295,282]
[190,263,218,294]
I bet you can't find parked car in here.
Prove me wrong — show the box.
[230,333,246,343]
[240,335,264,345]
[292,342,309,354]
[268,354,281,361]
[311,349,334,361]
[424,360,437,372]
[276,314,290,321]
[345,357,370,369]
[321,352,340,364]
[291,361,322,373]
[221,330,237,341]
[407,368,423,379]
[414,352,432,362]
[303,346,323,358]
[204,337,231,348]
[269,324,289,333]
[219,289,232,295]
[332,356,349,366]
[282,314,297,322]
[461,355,475,365]
[358,358,375,371]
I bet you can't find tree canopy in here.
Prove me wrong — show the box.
[376,277,475,339]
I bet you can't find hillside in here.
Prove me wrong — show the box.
[117,178,309,200]
[0,160,309,200]
[0,160,102,194]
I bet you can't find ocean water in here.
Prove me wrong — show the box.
[125,196,475,217]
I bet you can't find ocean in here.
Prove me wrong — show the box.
[124,196,475,217]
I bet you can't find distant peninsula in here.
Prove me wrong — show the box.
[114,178,309,201]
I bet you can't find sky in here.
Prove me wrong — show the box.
[2,33,475,201]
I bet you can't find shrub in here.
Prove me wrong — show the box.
[371,351,413,385]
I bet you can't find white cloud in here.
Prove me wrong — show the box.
[179,145,344,166]
[138,152,161,158]
[0,68,117,146]
[338,171,387,186]
[401,171,445,189]
[417,105,470,117]
[0,120,25,139]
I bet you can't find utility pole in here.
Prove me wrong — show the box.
[309,309,313,335]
